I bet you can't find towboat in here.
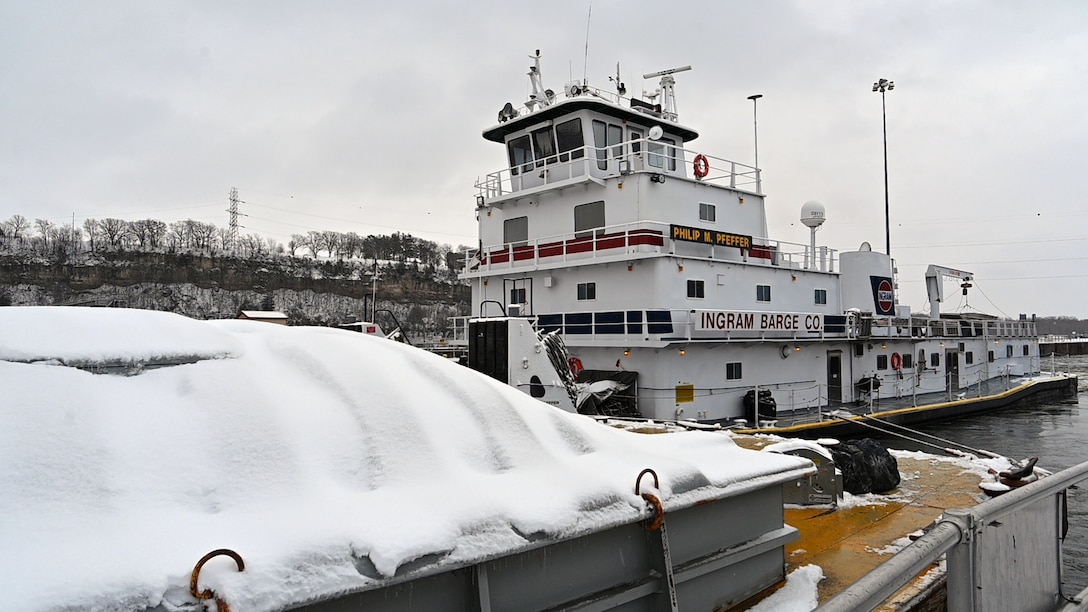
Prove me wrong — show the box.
[456,51,1075,429]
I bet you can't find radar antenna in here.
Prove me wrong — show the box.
[642,65,691,122]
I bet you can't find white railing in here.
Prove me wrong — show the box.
[475,138,761,200]
[818,458,1088,612]
[462,220,836,275]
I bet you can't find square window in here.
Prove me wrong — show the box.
[902,353,913,369]
[1006,345,1014,358]
[574,201,606,237]
[855,344,865,357]
[931,353,941,368]
[504,216,528,245]
[510,288,526,305]
[687,279,705,299]
[699,203,716,222]
[726,362,742,380]
[577,282,596,301]
[877,355,888,370]
[988,350,995,362]
[814,289,827,305]
[1023,344,1029,356]
[756,285,771,302]
[965,351,974,365]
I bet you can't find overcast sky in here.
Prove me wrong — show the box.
[2,1,1087,316]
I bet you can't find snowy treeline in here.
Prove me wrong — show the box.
[0,214,469,270]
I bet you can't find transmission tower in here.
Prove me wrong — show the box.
[227,187,240,252]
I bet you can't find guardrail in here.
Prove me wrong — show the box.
[817,458,1088,612]
[475,137,760,199]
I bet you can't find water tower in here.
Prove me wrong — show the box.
[800,200,826,270]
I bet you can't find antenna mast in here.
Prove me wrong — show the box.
[643,65,692,122]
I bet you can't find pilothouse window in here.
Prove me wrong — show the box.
[555,119,584,162]
[507,135,532,176]
[592,120,624,171]
[648,138,677,171]
[531,126,557,167]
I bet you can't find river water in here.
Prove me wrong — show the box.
[876,354,1088,593]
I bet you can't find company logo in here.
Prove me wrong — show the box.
[877,280,894,312]
[870,276,896,316]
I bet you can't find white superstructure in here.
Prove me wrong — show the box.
[461,51,1040,424]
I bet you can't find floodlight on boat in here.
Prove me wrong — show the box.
[497,102,518,123]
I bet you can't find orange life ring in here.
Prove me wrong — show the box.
[891,352,902,370]
[568,357,584,378]
[693,154,710,179]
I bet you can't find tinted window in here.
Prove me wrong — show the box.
[531,127,557,167]
[508,135,532,175]
[700,203,716,222]
[592,120,608,170]
[577,282,596,300]
[575,201,605,237]
[504,216,528,245]
[687,279,705,299]
[555,119,584,161]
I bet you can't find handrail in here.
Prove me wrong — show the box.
[475,138,760,200]
[817,458,1088,612]
[462,219,832,274]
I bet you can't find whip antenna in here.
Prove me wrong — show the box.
[582,1,592,87]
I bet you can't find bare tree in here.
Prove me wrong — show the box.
[100,218,127,250]
[82,218,99,252]
[34,218,54,251]
[4,214,31,248]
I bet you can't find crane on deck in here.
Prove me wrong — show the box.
[925,264,974,320]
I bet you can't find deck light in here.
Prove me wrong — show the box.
[624,349,631,357]
[795,345,802,353]
[679,348,687,356]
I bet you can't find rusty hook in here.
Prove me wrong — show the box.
[190,548,245,612]
[635,468,665,531]
[634,468,659,495]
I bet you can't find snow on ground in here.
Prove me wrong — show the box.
[747,564,824,612]
[0,307,813,611]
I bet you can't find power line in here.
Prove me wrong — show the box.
[899,255,1088,267]
[895,236,1088,249]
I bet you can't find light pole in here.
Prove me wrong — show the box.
[748,94,763,193]
[873,78,894,255]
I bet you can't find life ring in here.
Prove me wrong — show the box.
[693,154,710,179]
[568,357,584,378]
[891,352,902,370]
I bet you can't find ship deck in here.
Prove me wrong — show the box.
[734,373,1077,439]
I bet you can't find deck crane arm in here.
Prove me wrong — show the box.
[925,265,974,320]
